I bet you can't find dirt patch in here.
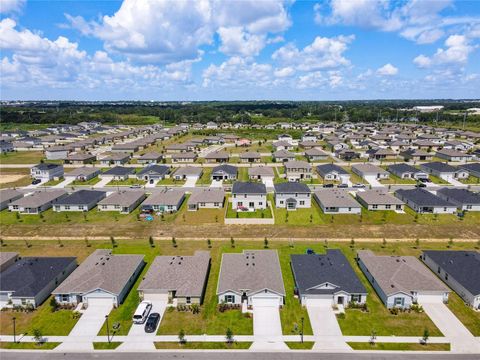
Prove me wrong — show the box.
[0,174,26,184]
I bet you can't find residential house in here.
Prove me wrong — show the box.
[313,189,361,214]
[0,141,13,153]
[284,160,312,181]
[171,152,197,163]
[217,250,285,307]
[274,182,311,210]
[137,165,170,183]
[357,250,450,309]
[394,188,457,214]
[352,164,389,180]
[235,138,251,147]
[436,188,480,212]
[100,153,130,166]
[248,166,274,181]
[367,148,397,160]
[421,251,479,309]
[400,149,433,162]
[138,251,211,305]
[64,167,101,182]
[458,163,480,178]
[140,188,185,213]
[304,148,329,161]
[273,149,295,162]
[436,149,472,162]
[387,163,428,180]
[0,256,77,308]
[291,249,367,306]
[187,188,225,211]
[302,132,318,142]
[299,141,319,150]
[231,182,267,211]
[30,163,64,181]
[8,190,67,214]
[137,152,162,164]
[45,146,70,160]
[335,149,360,161]
[420,162,469,181]
[356,190,404,211]
[100,166,135,181]
[53,190,106,212]
[316,164,350,184]
[172,166,203,180]
[239,151,261,163]
[0,189,23,211]
[111,143,140,154]
[272,140,294,151]
[205,151,229,164]
[65,153,96,165]
[52,249,144,307]
[211,164,237,181]
[97,190,146,214]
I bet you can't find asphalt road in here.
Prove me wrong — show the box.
[1,352,479,360]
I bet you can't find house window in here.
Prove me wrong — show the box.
[437,266,441,274]
[351,294,361,303]
[394,297,405,307]
[443,207,447,211]
[467,205,472,210]
[299,201,305,206]
[249,202,254,207]
[280,201,284,205]
[258,202,263,206]
[445,273,449,281]
[186,297,191,304]
[372,204,378,209]
[224,295,234,303]
[65,205,70,210]
[60,294,69,302]
[385,204,391,209]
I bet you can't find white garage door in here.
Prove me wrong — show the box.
[305,297,332,307]
[251,296,281,307]
[417,294,444,304]
[144,293,169,302]
[0,293,9,302]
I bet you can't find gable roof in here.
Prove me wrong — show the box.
[10,190,67,208]
[102,166,135,176]
[205,151,229,159]
[436,188,480,205]
[217,250,285,296]
[53,249,144,296]
[212,164,237,176]
[0,257,76,297]
[0,189,23,203]
[138,152,162,160]
[422,250,480,295]
[232,181,266,195]
[33,163,63,171]
[274,182,311,194]
[421,162,457,173]
[137,165,170,176]
[56,190,105,205]
[248,166,274,177]
[388,163,424,175]
[291,250,366,295]
[173,166,203,177]
[138,251,210,297]
[352,163,388,175]
[316,164,349,176]
[358,250,449,296]
[98,190,145,206]
[65,167,100,178]
[188,188,225,205]
[395,188,455,207]
[141,188,185,207]
[314,189,360,208]
[239,151,261,159]
[356,190,404,206]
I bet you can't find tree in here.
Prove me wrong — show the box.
[207,239,212,248]
[350,238,355,248]
[382,238,387,248]
[49,297,58,312]
[448,237,454,248]
[230,237,235,248]
[415,238,420,248]
[172,237,177,248]
[33,328,43,345]
[422,328,430,345]
[178,329,186,344]
[225,328,234,344]
[149,236,155,248]
[110,236,117,248]
[264,237,269,248]
[309,214,313,223]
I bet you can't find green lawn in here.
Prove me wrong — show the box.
[225,204,273,218]
[286,341,315,350]
[347,342,450,351]
[428,175,450,185]
[154,341,252,349]
[0,342,61,350]
[93,342,122,350]
[459,176,480,184]
[446,291,480,336]
[43,177,64,186]
[0,297,80,336]
[196,168,212,185]
[107,178,146,186]
[0,151,44,164]
[157,177,186,186]
[71,176,101,186]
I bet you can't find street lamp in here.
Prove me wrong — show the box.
[105,315,110,343]
[12,317,16,343]
[300,317,304,343]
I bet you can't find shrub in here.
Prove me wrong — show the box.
[49,297,58,312]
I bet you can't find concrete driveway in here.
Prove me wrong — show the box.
[251,298,287,350]
[145,179,159,188]
[306,298,351,351]
[56,298,113,351]
[183,176,198,187]
[364,175,384,187]
[94,177,111,188]
[262,177,274,191]
[53,177,75,188]
[210,179,223,187]
[421,301,480,353]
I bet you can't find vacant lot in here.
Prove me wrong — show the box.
[0,151,44,165]
[0,239,477,339]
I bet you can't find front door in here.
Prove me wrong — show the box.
[337,296,344,305]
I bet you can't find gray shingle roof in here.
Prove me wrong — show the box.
[239,151,261,159]
[0,252,18,271]
[138,251,210,297]
[422,250,480,295]
[421,162,457,173]
[173,166,203,177]
[141,188,185,207]
[137,165,169,176]
[33,163,63,171]
[316,164,349,176]
[395,188,455,207]
[188,188,225,205]
[358,250,449,296]
[53,249,144,296]
[0,189,23,203]
[352,164,388,175]
[65,167,100,178]
[274,182,311,194]
[0,257,76,297]
[291,250,366,295]
[56,190,105,206]
[98,190,146,207]
[10,190,67,208]
[387,163,423,175]
[232,181,266,195]
[212,164,237,176]
[102,166,135,176]
[436,188,480,205]
[356,190,404,206]
[248,166,274,177]
[314,189,360,208]
[217,250,285,296]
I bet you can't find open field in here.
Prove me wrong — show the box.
[0,168,31,189]
[0,151,44,165]
[0,239,478,340]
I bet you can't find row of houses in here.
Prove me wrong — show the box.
[1,248,478,312]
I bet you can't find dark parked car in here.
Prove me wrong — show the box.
[323,183,334,188]
[144,312,160,333]
[337,183,348,188]
[32,179,41,185]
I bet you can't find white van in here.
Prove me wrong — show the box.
[133,301,152,324]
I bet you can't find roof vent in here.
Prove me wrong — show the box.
[252,263,255,266]
[101,262,105,265]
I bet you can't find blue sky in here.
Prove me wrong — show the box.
[1,0,479,100]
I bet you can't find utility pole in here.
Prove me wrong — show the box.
[300,317,304,343]
[12,317,16,343]
[105,315,111,343]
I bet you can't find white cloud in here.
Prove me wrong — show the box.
[66,0,292,62]
[272,35,354,71]
[314,0,480,45]
[377,63,398,76]
[274,66,295,78]
[0,0,25,14]
[413,34,474,68]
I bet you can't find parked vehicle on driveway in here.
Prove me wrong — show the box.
[323,183,334,188]
[32,179,41,185]
[353,183,366,188]
[133,301,152,324]
[337,183,348,188]
[130,184,142,189]
[144,312,160,333]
